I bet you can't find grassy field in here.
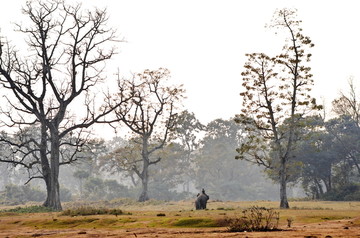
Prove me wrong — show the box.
[1,200,360,237]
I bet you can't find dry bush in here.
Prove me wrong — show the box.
[224,206,280,232]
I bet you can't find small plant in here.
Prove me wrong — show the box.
[156,213,166,216]
[225,206,280,232]
[287,217,294,227]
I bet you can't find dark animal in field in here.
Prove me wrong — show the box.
[195,189,209,210]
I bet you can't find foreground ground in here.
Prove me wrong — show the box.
[1,200,360,237]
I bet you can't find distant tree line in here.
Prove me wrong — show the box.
[292,79,360,201]
[0,114,279,206]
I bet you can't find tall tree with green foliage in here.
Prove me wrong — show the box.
[173,110,204,192]
[288,116,333,198]
[100,139,189,200]
[293,115,360,200]
[325,116,360,180]
[195,118,278,200]
[330,79,360,178]
[235,9,320,208]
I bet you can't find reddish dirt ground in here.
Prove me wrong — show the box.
[1,217,359,238]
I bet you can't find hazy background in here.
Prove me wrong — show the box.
[1,0,359,204]
[1,0,359,138]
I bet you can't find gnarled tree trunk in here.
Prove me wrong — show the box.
[42,126,62,210]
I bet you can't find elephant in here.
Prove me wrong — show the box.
[195,189,209,210]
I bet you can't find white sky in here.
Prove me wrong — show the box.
[1,0,360,127]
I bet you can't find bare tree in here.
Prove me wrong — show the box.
[235,9,321,208]
[0,0,124,210]
[111,68,185,202]
[332,77,360,125]
[330,78,360,175]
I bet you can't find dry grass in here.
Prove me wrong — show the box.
[0,200,360,231]
[103,199,360,224]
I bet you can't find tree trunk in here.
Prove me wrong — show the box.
[43,127,62,211]
[316,178,324,196]
[39,123,59,210]
[138,137,150,202]
[279,156,289,209]
[43,176,62,210]
[138,167,149,202]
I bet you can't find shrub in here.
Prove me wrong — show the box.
[225,206,280,232]
[1,205,56,213]
[60,206,126,216]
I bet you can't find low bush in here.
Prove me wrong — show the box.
[1,205,56,213]
[224,206,280,232]
[60,206,127,216]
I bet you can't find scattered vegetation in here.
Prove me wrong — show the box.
[0,200,359,234]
